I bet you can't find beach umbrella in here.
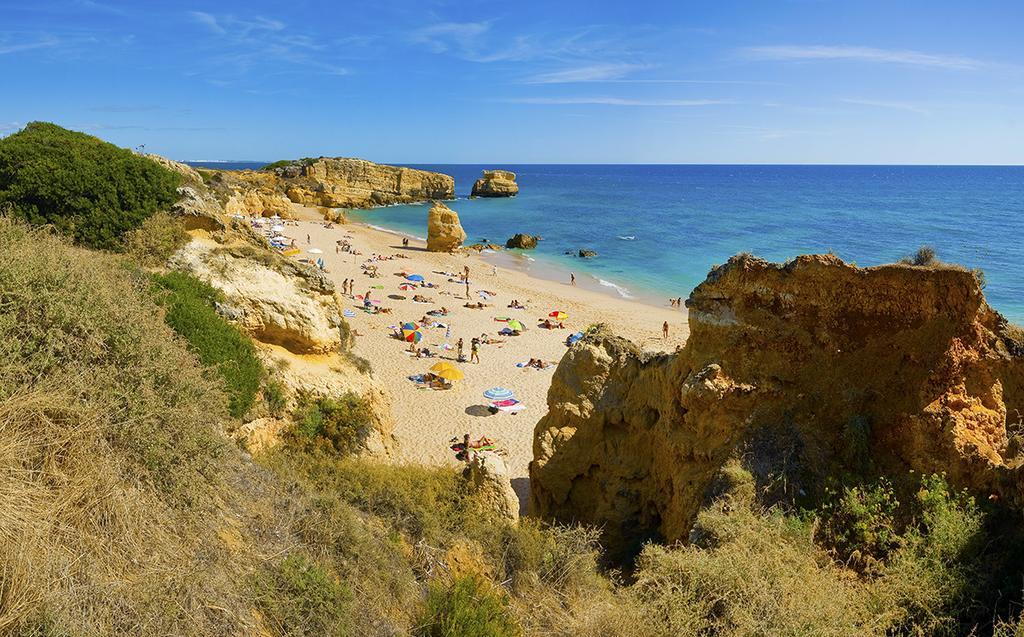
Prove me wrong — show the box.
[401,322,422,343]
[435,367,465,381]
[549,311,568,320]
[308,248,323,254]
[483,387,515,401]
[507,319,524,331]
[399,283,416,291]
[406,274,425,282]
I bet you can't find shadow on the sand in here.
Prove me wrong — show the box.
[390,244,429,252]
[464,404,494,417]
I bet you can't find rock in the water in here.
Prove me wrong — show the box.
[426,201,467,252]
[469,451,519,521]
[471,169,519,198]
[506,233,538,249]
[530,253,1024,562]
[578,249,598,258]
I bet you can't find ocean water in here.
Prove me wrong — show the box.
[187,162,1024,322]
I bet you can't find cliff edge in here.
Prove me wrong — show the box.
[529,253,1024,560]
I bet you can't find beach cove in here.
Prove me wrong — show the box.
[285,208,687,497]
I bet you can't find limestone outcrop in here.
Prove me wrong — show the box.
[224,188,294,218]
[529,253,1024,561]
[468,451,519,521]
[471,170,519,197]
[169,240,343,354]
[426,201,466,252]
[273,158,455,208]
[505,233,538,249]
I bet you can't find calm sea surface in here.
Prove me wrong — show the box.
[188,163,1024,322]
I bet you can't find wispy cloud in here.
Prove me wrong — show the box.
[840,98,930,115]
[524,63,649,84]
[744,45,983,70]
[409,21,491,55]
[0,34,59,55]
[505,97,733,107]
[186,11,348,79]
[0,122,23,134]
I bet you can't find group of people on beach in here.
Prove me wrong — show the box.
[669,297,683,308]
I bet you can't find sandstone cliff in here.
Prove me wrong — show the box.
[471,169,519,197]
[272,157,454,208]
[529,254,1024,561]
[426,200,467,252]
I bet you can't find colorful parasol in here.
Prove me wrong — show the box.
[548,311,568,320]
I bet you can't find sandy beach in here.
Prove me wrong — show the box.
[285,209,689,490]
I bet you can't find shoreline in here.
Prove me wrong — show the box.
[350,217,681,312]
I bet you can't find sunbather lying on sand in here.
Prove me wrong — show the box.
[463,302,490,309]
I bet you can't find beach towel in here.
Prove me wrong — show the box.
[343,309,356,318]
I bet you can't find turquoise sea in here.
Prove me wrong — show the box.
[189,163,1024,322]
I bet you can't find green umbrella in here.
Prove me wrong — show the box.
[507,319,524,331]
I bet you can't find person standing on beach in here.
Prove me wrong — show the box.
[570,272,576,286]
[456,338,464,362]
[663,321,669,339]
[470,338,480,364]
[306,233,310,244]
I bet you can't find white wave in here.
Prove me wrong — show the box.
[364,224,425,241]
[596,278,634,299]
[617,235,636,240]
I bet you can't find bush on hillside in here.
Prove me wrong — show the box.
[0,122,181,250]
[417,576,522,637]
[253,554,350,637]
[150,271,263,418]
[290,392,374,455]
[123,210,190,266]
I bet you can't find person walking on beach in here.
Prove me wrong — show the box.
[306,233,310,244]
[470,338,480,364]
[663,321,669,340]
[456,337,464,362]
[570,272,576,286]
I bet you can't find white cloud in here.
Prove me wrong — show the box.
[0,35,59,55]
[524,63,649,84]
[840,98,930,115]
[409,21,491,55]
[744,45,983,70]
[506,97,733,107]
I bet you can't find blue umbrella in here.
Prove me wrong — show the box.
[406,274,425,282]
[483,387,515,401]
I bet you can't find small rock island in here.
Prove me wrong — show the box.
[471,169,519,197]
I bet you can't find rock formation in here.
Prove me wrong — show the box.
[468,451,520,521]
[471,170,519,198]
[426,201,467,252]
[505,233,538,249]
[529,253,1024,561]
[272,158,455,208]
[578,249,597,258]
[169,240,344,354]
[224,188,293,218]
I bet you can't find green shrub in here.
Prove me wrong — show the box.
[0,122,180,250]
[150,271,263,418]
[123,211,189,266]
[818,478,901,569]
[253,554,350,637]
[290,392,373,454]
[263,379,288,417]
[416,576,521,637]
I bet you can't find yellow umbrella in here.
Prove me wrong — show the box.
[549,311,568,320]
[430,361,458,373]
[434,367,465,381]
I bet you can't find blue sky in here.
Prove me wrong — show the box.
[1,0,1022,163]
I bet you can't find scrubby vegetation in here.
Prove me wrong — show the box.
[0,122,180,250]
[290,392,374,454]
[262,157,319,171]
[150,271,263,418]
[124,210,190,266]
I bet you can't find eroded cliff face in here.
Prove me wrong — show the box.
[270,158,454,208]
[426,200,467,252]
[529,254,1024,561]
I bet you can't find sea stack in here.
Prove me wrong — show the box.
[426,201,467,252]
[471,169,519,197]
